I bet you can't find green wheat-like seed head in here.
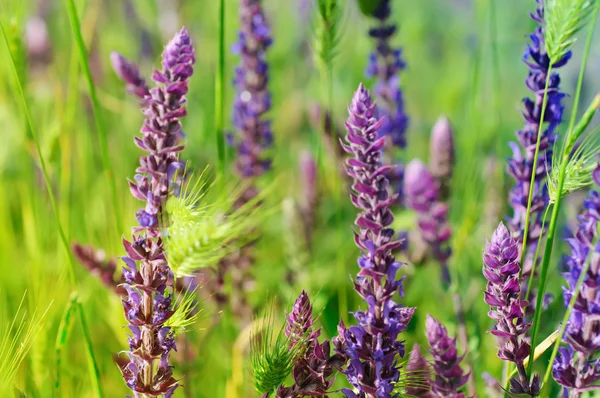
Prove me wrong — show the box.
[250,303,302,394]
[164,168,267,278]
[548,128,600,203]
[313,0,344,76]
[164,286,200,336]
[0,292,50,393]
[544,0,598,63]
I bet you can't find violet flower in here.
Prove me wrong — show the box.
[425,315,469,397]
[507,0,570,265]
[112,27,195,397]
[552,165,600,395]
[365,0,408,149]
[334,83,415,397]
[404,159,452,284]
[216,0,273,321]
[483,222,540,396]
[232,0,273,180]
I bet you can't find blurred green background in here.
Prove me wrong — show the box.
[1,0,599,396]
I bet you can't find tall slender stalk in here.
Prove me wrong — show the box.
[215,0,226,173]
[0,19,103,398]
[65,0,121,235]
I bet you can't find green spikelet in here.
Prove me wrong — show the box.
[164,286,200,337]
[545,0,599,63]
[164,169,267,277]
[313,0,344,76]
[548,95,600,203]
[249,304,300,394]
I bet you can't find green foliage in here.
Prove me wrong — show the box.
[544,0,598,62]
[164,169,267,277]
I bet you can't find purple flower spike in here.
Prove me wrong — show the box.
[286,290,318,348]
[115,27,195,397]
[232,0,273,179]
[507,0,570,289]
[335,83,414,397]
[366,0,408,149]
[110,52,150,99]
[483,223,539,396]
[425,315,469,397]
[552,164,600,394]
[275,292,348,397]
[404,159,452,283]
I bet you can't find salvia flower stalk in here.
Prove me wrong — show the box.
[365,0,408,149]
[217,0,274,320]
[425,315,469,397]
[231,0,273,181]
[482,222,540,396]
[335,83,414,397]
[404,345,431,397]
[507,0,570,255]
[552,164,600,396]
[112,27,195,397]
[429,116,455,200]
[404,159,452,284]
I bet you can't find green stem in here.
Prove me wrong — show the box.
[524,206,550,303]
[65,0,121,235]
[215,0,226,173]
[0,20,103,398]
[519,66,553,281]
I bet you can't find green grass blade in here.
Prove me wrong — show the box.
[65,0,121,234]
[54,293,78,393]
[215,0,226,173]
[0,19,103,398]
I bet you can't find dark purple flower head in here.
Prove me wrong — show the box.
[286,290,319,348]
[483,222,538,396]
[425,315,469,397]
[115,27,195,396]
[231,0,273,179]
[552,164,600,393]
[507,0,570,246]
[336,83,414,397]
[365,0,408,149]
